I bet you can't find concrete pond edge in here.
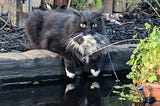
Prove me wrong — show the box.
[0,44,137,85]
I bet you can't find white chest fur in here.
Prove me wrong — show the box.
[81,34,98,55]
[67,34,98,63]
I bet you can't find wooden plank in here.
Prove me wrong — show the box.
[31,0,41,7]
[103,0,113,14]
[113,0,126,13]
[54,0,68,6]
[0,0,8,14]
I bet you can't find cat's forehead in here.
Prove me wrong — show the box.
[80,11,95,22]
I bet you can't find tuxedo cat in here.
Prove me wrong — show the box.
[25,7,110,78]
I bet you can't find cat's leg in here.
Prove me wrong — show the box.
[90,54,104,77]
[90,59,101,77]
[64,58,76,78]
[90,69,101,77]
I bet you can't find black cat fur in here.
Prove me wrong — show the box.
[25,7,110,78]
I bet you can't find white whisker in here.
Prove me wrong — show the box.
[82,39,141,60]
[94,32,110,46]
[66,33,84,52]
[71,32,83,40]
[68,32,83,40]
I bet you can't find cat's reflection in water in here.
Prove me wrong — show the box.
[61,80,101,106]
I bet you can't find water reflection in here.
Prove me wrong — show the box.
[0,77,153,106]
[61,80,101,106]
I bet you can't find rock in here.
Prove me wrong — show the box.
[0,44,136,85]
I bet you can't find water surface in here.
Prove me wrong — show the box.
[0,77,135,106]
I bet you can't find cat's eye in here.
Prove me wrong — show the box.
[92,24,97,27]
[80,23,86,28]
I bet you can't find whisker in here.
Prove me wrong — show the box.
[82,39,141,60]
[65,32,83,50]
[70,32,83,40]
[68,32,82,38]
[94,32,110,45]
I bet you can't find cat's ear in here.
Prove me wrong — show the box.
[97,6,105,14]
[92,6,104,18]
[69,7,81,17]
[73,10,81,17]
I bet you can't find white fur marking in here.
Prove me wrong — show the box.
[84,56,89,63]
[67,34,98,56]
[81,34,98,55]
[65,68,75,78]
[90,69,100,77]
[65,83,75,93]
[90,82,100,89]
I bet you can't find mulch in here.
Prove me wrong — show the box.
[105,0,160,43]
[0,1,159,53]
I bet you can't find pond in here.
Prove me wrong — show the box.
[0,76,136,106]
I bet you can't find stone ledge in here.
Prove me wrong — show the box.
[0,44,136,84]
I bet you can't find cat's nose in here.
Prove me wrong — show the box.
[86,28,92,34]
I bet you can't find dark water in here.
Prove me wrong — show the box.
[0,77,138,106]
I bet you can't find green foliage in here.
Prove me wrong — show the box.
[71,0,86,8]
[95,0,102,9]
[113,84,141,102]
[127,23,160,84]
[126,0,141,9]
[132,34,138,39]
[71,0,103,10]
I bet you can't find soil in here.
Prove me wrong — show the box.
[0,1,159,53]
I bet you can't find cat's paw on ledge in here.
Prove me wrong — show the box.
[90,69,100,77]
[65,69,75,78]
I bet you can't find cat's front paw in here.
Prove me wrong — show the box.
[65,69,75,78]
[90,69,100,77]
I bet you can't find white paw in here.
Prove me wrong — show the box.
[90,69,100,77]
[65,83,75,93]
[65,68,75,78]
[90,82,100,89]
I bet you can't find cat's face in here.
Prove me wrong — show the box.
[66,7,110,62]
[73,7,104,35]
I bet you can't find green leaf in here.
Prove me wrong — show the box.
[88,0,94,4]
[118,97,126,100]
[95,0,102,9]
[112,90,120,94]
[126,72,133,79]
[145,23,151,31]
[132,34,138,39]
[148,73,157,82]
[71,0,78,5]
